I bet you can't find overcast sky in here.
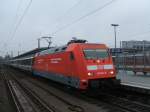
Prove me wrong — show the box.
[0,0,150,57]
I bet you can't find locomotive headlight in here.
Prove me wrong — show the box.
[97,60,100,63]
[110,71,114,74]
[88,72,93,76]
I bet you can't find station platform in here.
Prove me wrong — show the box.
[117,70,150,91]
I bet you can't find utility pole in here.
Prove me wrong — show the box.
[111,24,119,48]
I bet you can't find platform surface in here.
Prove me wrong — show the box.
[117,70,150,90]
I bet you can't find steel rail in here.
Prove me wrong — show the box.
[4,68,57,112]
[1,70,22,112]
[9,67,85,112]
[95,90,150,112]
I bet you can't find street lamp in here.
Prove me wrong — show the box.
[111,24,119,48]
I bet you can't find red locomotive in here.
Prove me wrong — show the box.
[32,39,118,89]
[9,39,119,89]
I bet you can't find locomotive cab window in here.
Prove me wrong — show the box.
[83,49,108,59]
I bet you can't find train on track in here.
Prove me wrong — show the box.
[9,39,119,89]
[115,52,150,75]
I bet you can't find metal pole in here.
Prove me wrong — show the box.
[38,38,40,49]
[143,41,146,74]
[111,24,119,71]
[111,24,119,49]
[114,26,117,48]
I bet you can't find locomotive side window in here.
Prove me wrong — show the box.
[83,49,108,59]
[70,52,75,60]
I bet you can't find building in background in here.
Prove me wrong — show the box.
[121,40,150,51]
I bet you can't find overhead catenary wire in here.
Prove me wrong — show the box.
[9,0,32,41]
[56,0,83,22]
[8,0,23,39]
[41,0,83,36]
[2,0,22,56]
[3,0,32,57]
[51,0,117,35]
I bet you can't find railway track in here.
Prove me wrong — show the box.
[6,67,86,112]
[24,72,150,112]
[60,86,150,112]
[87,89,150,112]
[1,74,22,112]
[25,81,85,112]
[5,66,150,112]
[0,67,18,112]
[2,68,58,112]
[27,76,150,112]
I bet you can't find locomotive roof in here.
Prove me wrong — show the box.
[38,43,107,56]
[39,45,67,56]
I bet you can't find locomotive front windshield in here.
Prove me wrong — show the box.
[83,49,108,59]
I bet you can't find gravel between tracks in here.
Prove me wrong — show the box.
[0,66,17,112]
